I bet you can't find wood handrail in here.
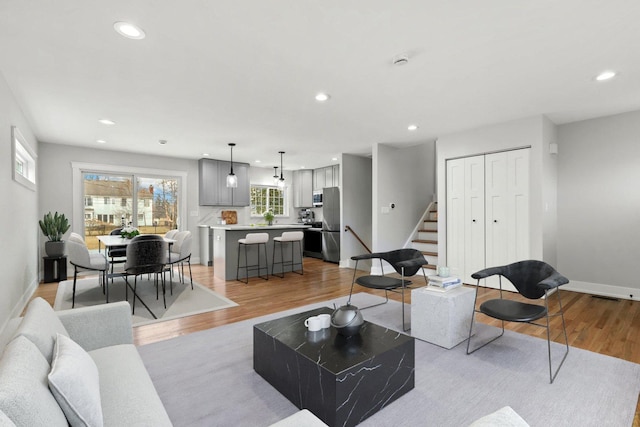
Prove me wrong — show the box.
[344,225,371,254]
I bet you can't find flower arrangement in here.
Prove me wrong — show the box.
[120,225,140,239]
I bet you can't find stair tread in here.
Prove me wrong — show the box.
[418,229,436,232]
[420,251,438,256]
[423,220,437,223]
[413,239,437,244]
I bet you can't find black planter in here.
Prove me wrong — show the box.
[45,241,65,258]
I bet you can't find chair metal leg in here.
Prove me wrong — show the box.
[72,267,78,308]
[466,278,505,354]
[187,259,193,290]
[546,290,569,384]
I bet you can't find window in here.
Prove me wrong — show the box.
[11,126,37,191]
[73,163,186,251]
[104,197,109,204]
[251,185,285,216]
[85,196,93,206]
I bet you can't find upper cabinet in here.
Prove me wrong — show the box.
[198,159,250,206]
[293,169,313,208]
[313,164,339,191]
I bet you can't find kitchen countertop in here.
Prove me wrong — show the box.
[208,224,312,231]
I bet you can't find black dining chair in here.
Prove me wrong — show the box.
[107,227,127,280]
[349,249,429,331]
[123,235,167,319]
[466,260,570,383]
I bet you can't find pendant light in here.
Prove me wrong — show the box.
[277,151,285,188]
[226,143,238,188]
[273,166,279,185]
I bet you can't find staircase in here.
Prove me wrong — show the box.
[411,202,438,275]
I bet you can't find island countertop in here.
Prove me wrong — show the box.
[209,224,311,231]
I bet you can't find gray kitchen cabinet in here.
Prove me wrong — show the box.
[198,158,250,206]
[325,166,333,188]
[313,165,340,191]
[332,164,340,187]
[293,169,313,207]
[313,167,326,191]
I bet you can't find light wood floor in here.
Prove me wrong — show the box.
[32,258,640,426]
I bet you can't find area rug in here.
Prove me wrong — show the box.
[53,273,238,326]
[138,293,640,426]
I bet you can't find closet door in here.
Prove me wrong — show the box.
[446,158,465,279]
[464,156,485,284]
[485,149,529,290]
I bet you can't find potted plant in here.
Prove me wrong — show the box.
[39,211,71,257]
[263,210,275,226]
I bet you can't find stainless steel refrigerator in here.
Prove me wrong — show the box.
[321,187,340,263]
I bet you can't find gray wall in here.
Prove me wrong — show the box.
[341,153,372,269]
[0,72,39,333]
[373,142,435,252]
[557,110,640,298]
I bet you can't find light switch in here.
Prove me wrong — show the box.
[190,210,199,217]
[381,206,390,214]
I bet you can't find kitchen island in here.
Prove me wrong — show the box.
[211,224,311,281]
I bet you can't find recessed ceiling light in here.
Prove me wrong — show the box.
[159,139,167,145]
[300,166,306,169]
[98,118,115,125]
[254,160,261,163]
[113,22,146,40]
[595,70,616,81]
[331,157,338,161]
[408,124,419,131]
[96,139,107,144]
[202,153,210,157]
[315,93,330,102]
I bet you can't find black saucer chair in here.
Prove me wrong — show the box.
[123,235,167,319]
[349,249,428,331]
[466,260,570,383]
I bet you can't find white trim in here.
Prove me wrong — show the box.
[11,126,37,192]
[563,280,640,302]
[72,162,188,235]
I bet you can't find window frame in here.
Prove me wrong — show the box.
[250,184,287,217]
[11,126,37,191]
[72,162,187,237]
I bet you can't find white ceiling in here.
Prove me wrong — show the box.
[0,1,639,169]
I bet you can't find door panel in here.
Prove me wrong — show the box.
[446,159,465,279]
[464,156,484,284]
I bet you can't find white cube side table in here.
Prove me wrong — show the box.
[411,285,475,349]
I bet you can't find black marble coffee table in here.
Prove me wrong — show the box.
[253,307,415,427]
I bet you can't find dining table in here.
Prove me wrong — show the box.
[96,234,177,319]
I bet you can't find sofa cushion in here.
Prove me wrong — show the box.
[89,344,172,426]
[0,336,68,426]
[13,297,69,364]
[49,334,104,427]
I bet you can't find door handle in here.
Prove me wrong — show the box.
[494,220,498,223]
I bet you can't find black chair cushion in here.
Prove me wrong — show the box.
[355,275,410,290]
[108,247,127,258]
[480,299,547,323]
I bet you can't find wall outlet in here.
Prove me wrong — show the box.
[381,206,390,214]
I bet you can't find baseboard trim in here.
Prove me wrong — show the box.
[563,280,640,302]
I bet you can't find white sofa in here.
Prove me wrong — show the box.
[0,297,328,427]
[0,297,172,426]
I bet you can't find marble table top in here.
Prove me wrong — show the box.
[253,307,414,374]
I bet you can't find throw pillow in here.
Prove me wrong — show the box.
[0,336,68,426]
[13,297,69,364]
[48,333,104,427]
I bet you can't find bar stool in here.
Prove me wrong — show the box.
[237,233,269,283]
[272,231,304,278]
